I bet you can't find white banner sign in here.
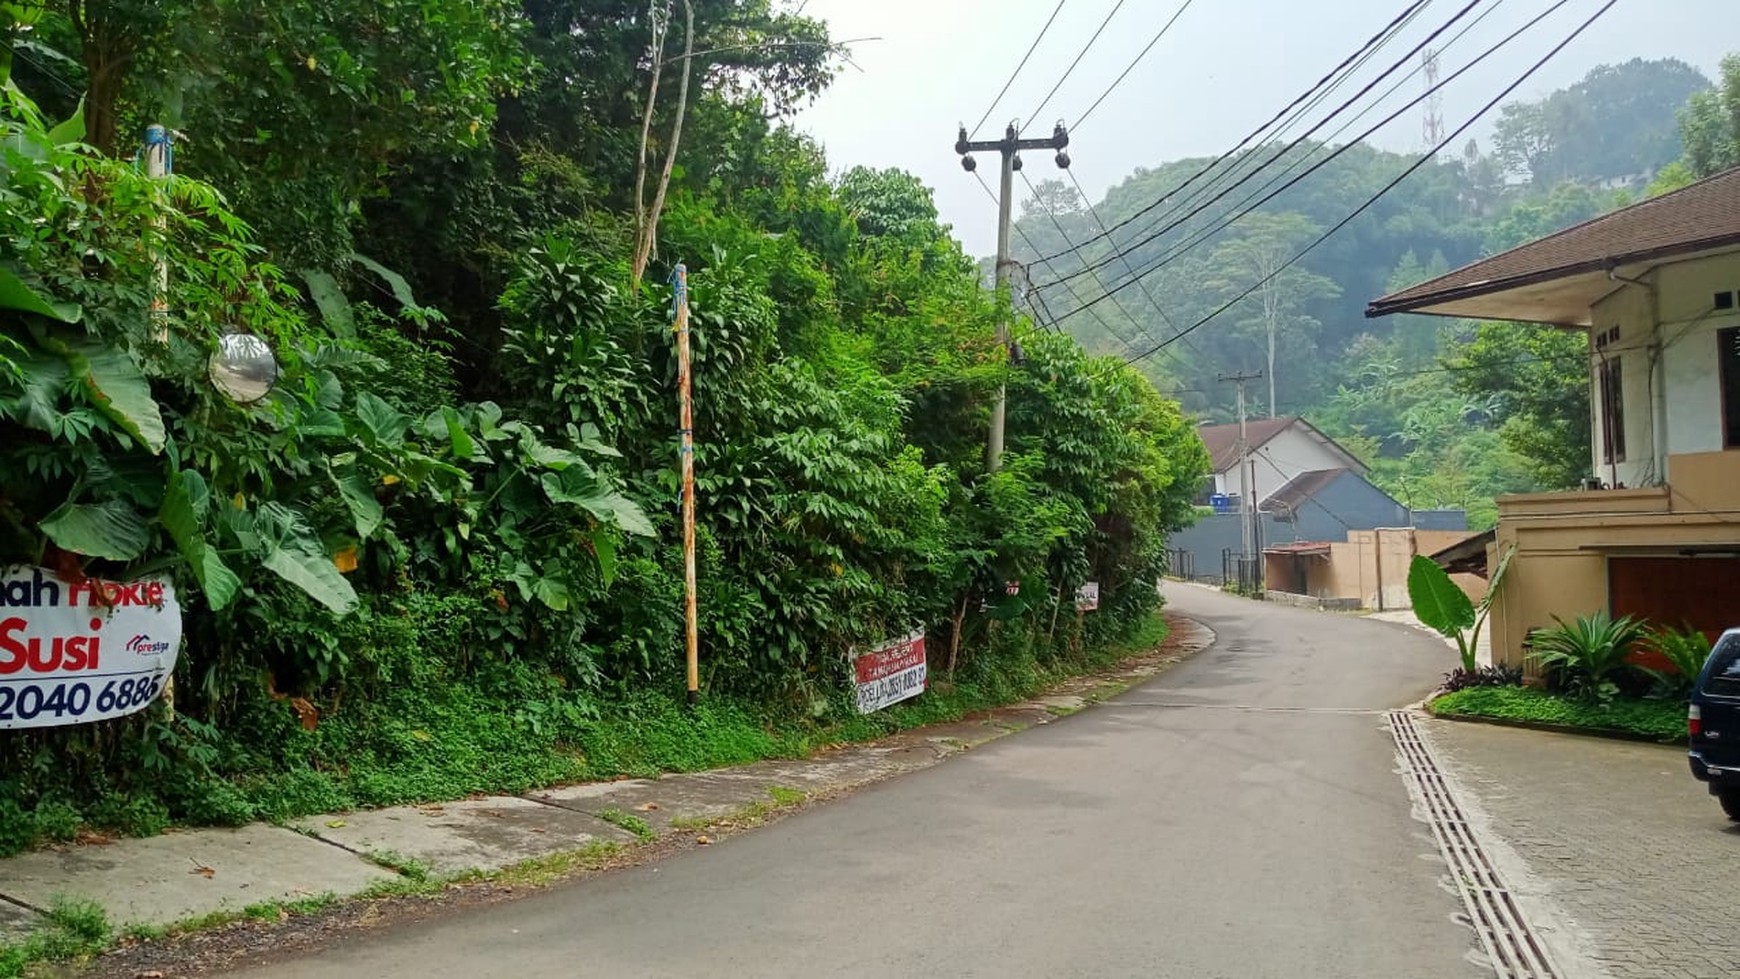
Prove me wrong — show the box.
[0,566,181,729]
[853,630,926,714]
[1075,581,1100,612]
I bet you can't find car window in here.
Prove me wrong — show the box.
[1705,635,1740,696]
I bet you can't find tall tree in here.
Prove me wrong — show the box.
[1678,53,1740,179]
[1202,213,1340,417]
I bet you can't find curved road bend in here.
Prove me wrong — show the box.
[222,584,1486,979]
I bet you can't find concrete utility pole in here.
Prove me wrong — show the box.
[955,121,1072,472]
[1220,370,1264,564]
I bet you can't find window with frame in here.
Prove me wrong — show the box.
[1722,326,1740,449]
[1599,355,1625,464]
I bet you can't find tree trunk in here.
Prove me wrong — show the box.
[632,1,671,245]
[631,0,693,286]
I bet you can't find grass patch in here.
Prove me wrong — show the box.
[0,612,1173,858]
[595,808,655,841]
[0,899,111,978]
[1429,686,1686,742]
[666,814,711,832]
[365,850,433,882]
[765,785,805,806]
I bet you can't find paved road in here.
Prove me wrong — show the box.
[222,586,1484,978]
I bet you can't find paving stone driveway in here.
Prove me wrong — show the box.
[1424,717,1740,979]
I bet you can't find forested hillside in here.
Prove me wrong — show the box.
[0,3,1205,851]
[1015,57,1727,526]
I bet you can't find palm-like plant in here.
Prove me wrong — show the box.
[1640,624,1714,698]
[1527,611,1648,702]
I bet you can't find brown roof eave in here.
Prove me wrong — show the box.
[1364,233,1740,320]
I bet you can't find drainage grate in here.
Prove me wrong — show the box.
[1389,710,1561,979]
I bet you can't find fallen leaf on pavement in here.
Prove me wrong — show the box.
[694,835,712,845]
[190,864,216,878]
[635,803,660,812]
[135,971,164,978]
[326,820,346,829]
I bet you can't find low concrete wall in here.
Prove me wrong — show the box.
[1264,590,1361,611]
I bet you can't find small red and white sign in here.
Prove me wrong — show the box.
[853,629,926,714]
[0,566,180,729]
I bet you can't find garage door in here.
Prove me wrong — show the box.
[1608,557,1740,663]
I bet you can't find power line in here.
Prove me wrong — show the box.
[1018,169,1195,372]
[1060,166,1211,364]
[1097,0,1619,373]
[1022,0,1128,132]
[1068,0,1442,277]
[1070,0,1198,132]
[1033,0,1432,263]
[1056,0,1518,300]
[1044,0,1486,292]
[969,0,1070,139]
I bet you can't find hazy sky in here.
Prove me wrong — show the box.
[793,0,1731,256]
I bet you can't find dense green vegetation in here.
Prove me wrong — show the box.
[0,3,1206,852]
[1429,686,1686,743]
[1018,56,1738,525]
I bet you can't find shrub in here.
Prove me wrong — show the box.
[1640,624,1714,699]
[1441,665,1524,692]
[1430,686,1685,742]
[1527,611,1648,702]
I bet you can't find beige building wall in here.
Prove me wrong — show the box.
[1484,454,1740,668]
[1265,528,1481,611]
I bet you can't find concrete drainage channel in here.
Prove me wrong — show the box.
[1389,710,1563,979]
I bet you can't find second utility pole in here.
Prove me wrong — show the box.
[1220,370,1264,563]
[956,121,1071,472]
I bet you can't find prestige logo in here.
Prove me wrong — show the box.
[125,634,171,656]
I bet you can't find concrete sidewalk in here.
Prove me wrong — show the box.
[1424,716,1737,979]
[0,617,1212,942]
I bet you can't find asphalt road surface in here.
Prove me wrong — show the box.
[222,585,1487,978]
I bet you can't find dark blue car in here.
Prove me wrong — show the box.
[1688,629,1740,820]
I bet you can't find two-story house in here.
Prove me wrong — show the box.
[1367,167,1740,666]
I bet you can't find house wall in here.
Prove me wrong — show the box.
[1484,450,1740,668]
[1247,429,1357,503]
[1658,253,1740,460]
[1588,252,1740,490]
[1264,528,1477,610]
[1264,470,1408,540]
[1413,509,1470,531]
[1166,512,1297,579]
[1317,542,1368,601]
[1589,278,1658,490]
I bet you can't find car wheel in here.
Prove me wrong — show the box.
[1721,790,1740,822]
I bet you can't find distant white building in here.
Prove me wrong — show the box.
[1196,416,1367,506]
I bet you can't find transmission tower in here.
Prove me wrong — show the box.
[1422,48,1444,151]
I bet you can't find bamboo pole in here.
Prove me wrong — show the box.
[143,124,170,344]
[673,264,699,704]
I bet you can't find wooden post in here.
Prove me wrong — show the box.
[673,264,699,705]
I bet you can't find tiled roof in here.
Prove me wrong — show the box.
[1263,541,1333,556]
[1197,416,1301,473]
[1196,416,1366,475]
[1259,469,1347,514]
[1368,167,1740,319]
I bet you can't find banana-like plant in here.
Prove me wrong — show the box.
[1407,546,1514,673]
